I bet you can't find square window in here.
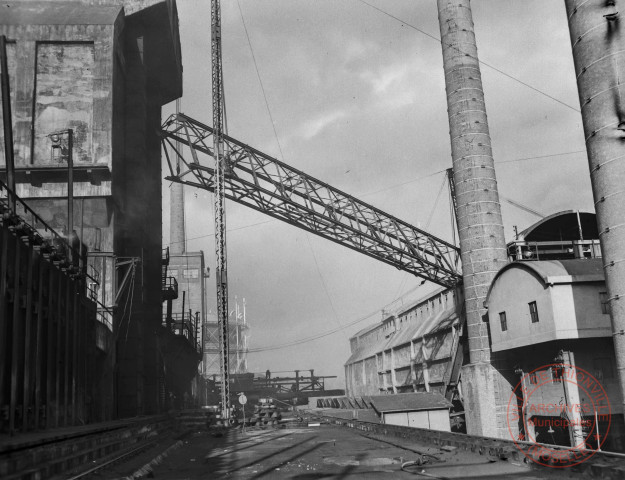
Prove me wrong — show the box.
[499,312,507,332]
[529,301,539,323]
[600,292,610,315]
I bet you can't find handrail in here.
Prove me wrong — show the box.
[0,177,82,272]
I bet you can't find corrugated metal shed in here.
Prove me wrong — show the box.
[0,2,121,25]
[370,392,451,413]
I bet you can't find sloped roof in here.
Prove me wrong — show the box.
[0,2,121,25]
[345,305,459,365]
[370,392,451,413]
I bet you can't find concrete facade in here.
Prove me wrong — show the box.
[0,0,182,418]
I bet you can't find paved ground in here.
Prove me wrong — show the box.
[102,425,577,479]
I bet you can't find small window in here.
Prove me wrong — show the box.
[182,268,199,279]
[529,301,539,323]
[499,312,508,332]
[600,292,610,315]
[529,372,538,385]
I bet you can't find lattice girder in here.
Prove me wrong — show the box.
[161,113,461,288]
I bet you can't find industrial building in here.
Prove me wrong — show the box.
[0,0,187,424]
[3,0,625,477]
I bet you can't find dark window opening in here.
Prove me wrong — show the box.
[529,301,539,323]
[499,312,508,332]
[600,292,610,315]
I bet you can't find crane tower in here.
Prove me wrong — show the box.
[211,0,231,423]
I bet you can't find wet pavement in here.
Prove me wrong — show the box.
[114,425,572,479]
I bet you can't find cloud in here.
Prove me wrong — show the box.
[300,109,348,139]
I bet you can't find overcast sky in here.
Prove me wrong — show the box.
[162,0,593,388]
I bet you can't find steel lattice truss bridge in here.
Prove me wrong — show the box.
[160,113,461,289]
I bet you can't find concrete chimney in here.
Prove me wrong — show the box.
[437,0,508,436]
[169,181,185,254]
[564,0,625,413]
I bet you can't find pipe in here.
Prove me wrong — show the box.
[170,98,185,255]
[0,35,15,211]
[564,0,625,416]
[437,0,508,364]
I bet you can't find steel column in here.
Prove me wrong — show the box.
[0,35,15,211]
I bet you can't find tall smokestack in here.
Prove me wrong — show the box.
[170,182,185,254]
[437,0,508,436]
[170,99,185,254]
[564,0,625,413]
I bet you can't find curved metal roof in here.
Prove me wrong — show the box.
[518,210,598,242]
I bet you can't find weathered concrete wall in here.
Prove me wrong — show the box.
[0,0,182,419]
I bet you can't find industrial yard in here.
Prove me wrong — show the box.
[2,0,625,478]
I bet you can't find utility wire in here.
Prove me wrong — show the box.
[236,0,285,160]
[357,0,580,113]
[306,234,347,340]
[425,173,447,230]
[496,150,586,164]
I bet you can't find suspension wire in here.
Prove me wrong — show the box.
[248,280,431,353]
[425,173,447,230]
[356,0,580,113]
[305,235,348,340]
[496,150,586,164]
[236,0,285,160]
[448,177,458,247]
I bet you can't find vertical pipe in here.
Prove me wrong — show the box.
[437,0,508,436]
[0,218,9,422]
[0,35,15,212]
[22,243,35,432]
[55,274,63,427]
[564,0,625,416]
[67,129,73,264]
[46,266,55,428]
[34,255,46,430]
[9,236,22,434]
[170,100,185,255]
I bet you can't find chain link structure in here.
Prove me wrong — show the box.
[161,113,461,288]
